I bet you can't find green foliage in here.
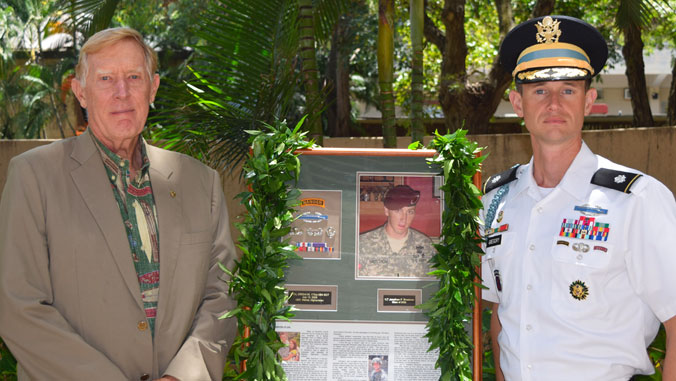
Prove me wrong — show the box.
[415,130,484,381]
[390,0,442,117]
[222,118,315,380]
[481,308,496,381]
[634,324,667,380]
[53,0,122,40]
[112,0,209,51]
[150,0,349,170]
[150,0,303,173]
[0,20,74,139]
[324,1,382,113]
[0,338,17,380]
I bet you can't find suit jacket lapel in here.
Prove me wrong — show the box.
[69,132,143,309]
[146,145,182,329]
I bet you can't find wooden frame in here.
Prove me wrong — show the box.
[287,147,483,380]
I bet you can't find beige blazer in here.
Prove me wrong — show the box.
[0,132,237,380]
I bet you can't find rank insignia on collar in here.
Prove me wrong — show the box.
[497,211,504,223]
[574,204,608,216]
[569,280,589,300]
[591,168,642,193]
[483,165,521,194]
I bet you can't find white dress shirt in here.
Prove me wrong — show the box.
[482,142,676,380]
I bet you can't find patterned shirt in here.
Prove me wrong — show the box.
[91,132,160,334]
[358,225,434,278]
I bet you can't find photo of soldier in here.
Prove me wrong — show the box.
[357,176,440,279]
[368,355,389,381]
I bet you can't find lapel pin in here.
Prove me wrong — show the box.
[574,204,608,216]
[572,243,590,253]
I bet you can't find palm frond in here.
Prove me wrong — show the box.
[312,0,349,44]
[150,0,302,174]
[55,0,121,40]
[615,0,672,29]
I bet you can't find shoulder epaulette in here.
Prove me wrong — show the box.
[483,165,521,194]
[590,168,642,193]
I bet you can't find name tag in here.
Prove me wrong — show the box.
[486,234,502,248]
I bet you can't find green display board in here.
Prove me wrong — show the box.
[285,149,441,322]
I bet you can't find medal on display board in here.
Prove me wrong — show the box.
[287,190,342,259]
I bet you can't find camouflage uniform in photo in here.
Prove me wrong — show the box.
[358,225,434,277]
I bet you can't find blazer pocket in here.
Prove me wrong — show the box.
[181,230,212,245]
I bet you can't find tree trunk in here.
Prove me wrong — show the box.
[668,59,675,126]
[378,0,396,147]
[427,0,557,135]
[326,15,352,137]
[335,43,351,137]
[298,0,324,144]
[410,0,425,142]
[530,0,555,17]
[326,24,338,136]
[622,22,654,127]
[438,0,467,133]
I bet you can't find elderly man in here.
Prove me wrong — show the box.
[481,15,676,380]
[0,28,236,380]
[358,185,434,278]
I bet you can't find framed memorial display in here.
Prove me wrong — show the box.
[279,148,449,380]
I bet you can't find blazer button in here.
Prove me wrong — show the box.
[140,374,150,380]
[137,321,148,331]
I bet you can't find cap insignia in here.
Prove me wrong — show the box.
[536,16,562,44]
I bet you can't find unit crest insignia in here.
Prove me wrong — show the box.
[569,280,589,301]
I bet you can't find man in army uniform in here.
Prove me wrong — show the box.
[482,15,676,380]
[358,185,434,278]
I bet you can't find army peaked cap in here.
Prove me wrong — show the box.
[500,15,608,84]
